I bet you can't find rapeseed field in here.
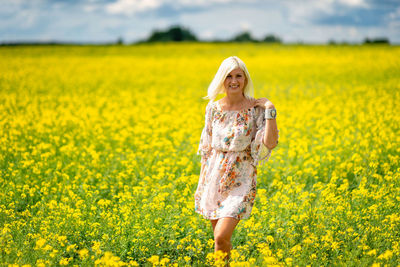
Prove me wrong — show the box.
[0,43,399,266]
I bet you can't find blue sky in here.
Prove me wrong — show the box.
[1,0,399,43]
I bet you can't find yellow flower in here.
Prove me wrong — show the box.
[57,235,67,246]
[35,238,46,250]
[160,257,170,266]
[230,249,240,261]
[79,248,89,260]
[36,259,47,267]
[128,260,139,266]
[92,241,102,254]
[147,255,159,265]
[43,245,52,251]
[50,249,59,258]
[95,251,126,266]
[263,256,279,264]
[377,250,393,260]
[331,241,340,250]
[285,258,293,266]
[66,244,77,252]
[289,244,301,255]
[59,257,72,266]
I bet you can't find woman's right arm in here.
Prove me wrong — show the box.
[198,102,213,169]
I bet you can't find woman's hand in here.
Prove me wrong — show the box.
[254,98,275,109]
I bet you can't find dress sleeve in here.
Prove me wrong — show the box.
[251,108,279,166]
[197,102,213,162]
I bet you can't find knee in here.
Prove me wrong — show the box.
[214,234,230,248]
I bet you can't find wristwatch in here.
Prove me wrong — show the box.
[265,108,277,119]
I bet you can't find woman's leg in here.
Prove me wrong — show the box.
[210,219,218,232]
[212,217,240,264]
[210,219,233,249]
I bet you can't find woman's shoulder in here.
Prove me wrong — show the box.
[206,100,216,109]
[205,101,218,115]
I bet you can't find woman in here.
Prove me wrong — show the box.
[194,56,279,264]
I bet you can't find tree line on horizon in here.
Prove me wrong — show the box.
[1,25,391,46]
[137,25,390,45]
[135,25,283,44]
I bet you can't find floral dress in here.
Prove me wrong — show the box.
[194,99,276,220]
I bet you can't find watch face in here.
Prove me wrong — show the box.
[271,109,276,118]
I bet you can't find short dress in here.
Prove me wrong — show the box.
[194,99,277,220]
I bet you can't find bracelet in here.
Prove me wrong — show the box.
[265,108,277,119]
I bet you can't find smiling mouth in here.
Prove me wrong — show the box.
[230,85,239,88]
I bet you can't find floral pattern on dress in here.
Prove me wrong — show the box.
[194,99,278,220]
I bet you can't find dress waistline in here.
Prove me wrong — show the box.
[212,145,251,154]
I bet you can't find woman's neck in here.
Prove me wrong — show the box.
[223,93,246,106]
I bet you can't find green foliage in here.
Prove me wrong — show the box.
[146,25,197,42]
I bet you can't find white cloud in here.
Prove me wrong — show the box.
[389,7,400,19]
[17,9,38,28]
[282,0,335,25]
[104,0,238,15]
[179,5,285,40]
[199,30,215,40]
[338,0,369,8]
[175,0,233,6]
[281,0,370,26]
[83,3,101,13]
[106,0,162,15]
[240,21,251,31]
[0,0,46,31]
[348,26,359,38]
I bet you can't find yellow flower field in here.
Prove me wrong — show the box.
[0,43,399,266]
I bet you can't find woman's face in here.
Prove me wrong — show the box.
[224,68,247,95]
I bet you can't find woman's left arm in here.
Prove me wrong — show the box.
[254,98,279,150]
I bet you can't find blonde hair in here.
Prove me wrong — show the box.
[204,56,254,102]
